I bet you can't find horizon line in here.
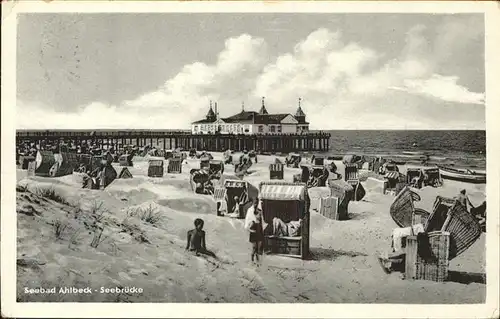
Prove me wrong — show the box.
[15,128,487,132]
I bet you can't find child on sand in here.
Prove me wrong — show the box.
[185,218,216,258]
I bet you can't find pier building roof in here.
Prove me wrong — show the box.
[192,97,309,126]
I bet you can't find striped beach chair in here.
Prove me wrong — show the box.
[344,164,365,201]
[344,164,359,182]
[269,163,284,180]
[148,160,164,177]
[385,170,402,194]
[167,158,182,174]
[214,186,228,215]
[214,187,227,202]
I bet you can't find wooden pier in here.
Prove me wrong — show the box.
[16,130,331,154]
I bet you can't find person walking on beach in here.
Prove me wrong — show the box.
[185,218,216,258]
[244,198,265,264]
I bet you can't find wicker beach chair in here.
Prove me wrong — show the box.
[222,180,249,219]
[423,168,443,187]
[35,150,56,177]
[100,165,117,189]
[389,186,423,228]
[286,153,301,168]
[27,161,36,177]
[269,163,284,180]
[190,169,212,195]
[344,164,359,182]
[200,157,210,170]
[208,160,224,179]
[344,164,365,201]
[49,152,76,177]
[147,160,164,178]
[258,181,310,259]
[311,155,325,166]
[406,168,423,189]
[164,150,174,160]
[405,231,451,282]
[400,194,482,282]
[213,187,227,203]
[167,157,182,174]
[119,154,133,167]
[425,199,482,260]
[118,167,133,179]
[320,179,355,220]
[18,155,35,170]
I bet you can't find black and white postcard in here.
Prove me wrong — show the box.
[1,1,499,318]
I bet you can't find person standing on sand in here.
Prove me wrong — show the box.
[244,198,265,264]
[185,218,216,258]
[456,189,474,211]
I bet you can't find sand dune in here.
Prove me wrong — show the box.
[16,153,486,303]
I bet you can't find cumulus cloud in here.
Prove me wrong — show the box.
[389,74,485,105]
[17,100,192,130]
[17,21,485,130]
[124,33,266,114]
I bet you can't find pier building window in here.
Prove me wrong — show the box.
[277,126,282,133]
[270,126,276,133]
[258,125,264,133]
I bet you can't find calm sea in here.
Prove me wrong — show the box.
[319,130,486,169]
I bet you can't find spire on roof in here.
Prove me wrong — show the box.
[295,97,306,117]
[241,101,245,112]
[259,96,269,115]
[206,100,216,120]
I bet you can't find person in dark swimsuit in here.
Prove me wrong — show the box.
[185,218,216,258]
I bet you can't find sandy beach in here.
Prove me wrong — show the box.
[15,152,486,303]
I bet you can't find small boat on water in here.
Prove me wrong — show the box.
[402,151,426,156]
[328,155,344,161]
[438,165,486,184]
[387,158,407,165]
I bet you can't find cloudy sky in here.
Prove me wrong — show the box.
[17,13,485,130]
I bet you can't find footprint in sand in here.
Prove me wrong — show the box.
[239,266,277,302]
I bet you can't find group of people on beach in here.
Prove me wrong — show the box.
[187,197,303,264]
[185,198,265,263]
